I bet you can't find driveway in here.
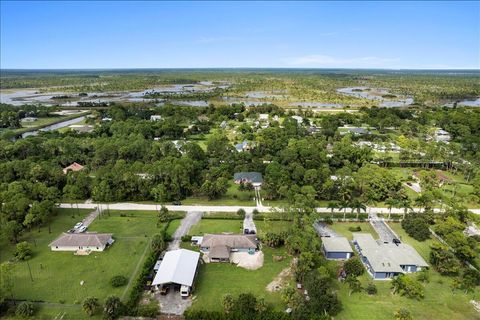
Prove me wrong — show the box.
[243,210,257,233]
[369,211,399,243]
[313,221,340,237]
[72,208,101,233]
[168,211,203,250]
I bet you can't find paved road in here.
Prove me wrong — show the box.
[58,203,480,215]
[168,211,203,250]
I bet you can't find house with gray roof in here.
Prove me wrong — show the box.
[49,233,114,252]
[233,172,263,186]
[321,237,353,260]
[353,233,428,280]
[200,234,258,262]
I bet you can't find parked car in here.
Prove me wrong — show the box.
[160,285,169,295]
[74,222,83,229]
[78,226,88,233]
[392,238,401,245]
[180,285,190,298]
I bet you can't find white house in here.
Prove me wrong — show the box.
[150,115,162,121]
[49,233,114,252]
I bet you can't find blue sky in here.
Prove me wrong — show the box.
[1,1,479,69]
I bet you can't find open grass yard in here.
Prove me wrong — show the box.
[0,209,167,304]
[255,219,292,237]
[183,182,256,206]
[336,221,480,319]
[190,247,291,311]
[189,218,243,235]
[329,222,379,240]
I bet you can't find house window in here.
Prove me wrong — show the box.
[55,246,58,249]
[96,247,99,250]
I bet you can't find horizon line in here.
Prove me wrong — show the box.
[1,67,479,71]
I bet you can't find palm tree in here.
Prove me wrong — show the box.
[338,199,350,221]
[327,202,338,219]
[398,198,412,219]
[349,199,367,220]
[385,198,397,220]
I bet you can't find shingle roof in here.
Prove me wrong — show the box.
[202,234,257,249]
[233,172,263,184]
[209,245,231,259]
[353,233,428,273]
[152,249,200,287]
[49,233,112,247]
[321,237,353,253]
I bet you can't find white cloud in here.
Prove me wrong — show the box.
[284,54,400,68]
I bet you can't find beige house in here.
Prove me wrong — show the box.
[49,233,114,253]
[200,234,258,262]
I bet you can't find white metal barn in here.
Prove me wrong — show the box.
[152,249,200,296]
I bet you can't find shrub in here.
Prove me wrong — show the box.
[137,302,159,317]
[15,302,36,318]
[264,232,285,248]
[237,209,246,219]
[110,275,128,288]
[401,214,430,241]
[151,233,166,253]
[103,295,122,320]
[14,241,33,261]
[366,283,377,295]
[82,297,99,316]
[391,275,424,300]
[181,234,192,242]
[344,257,365,277]
[394,308,413,320]
[348,226,362,232]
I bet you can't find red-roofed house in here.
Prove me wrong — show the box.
[63,162,85,175]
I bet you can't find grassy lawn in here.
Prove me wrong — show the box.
[329,222,379,240]
[190,247,291,311]
[0,209,167,304]
[183,182,255,206]
[336,221,479,320]
[189,219,243,235]
[255,220,292,237]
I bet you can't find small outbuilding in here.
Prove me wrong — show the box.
[321,237,353,260]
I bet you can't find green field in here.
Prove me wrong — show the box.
[329,222,379,240]
[189,219,243,235]
[190,246,291,311]
[336,222,480,319]
[0,209,167,304]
